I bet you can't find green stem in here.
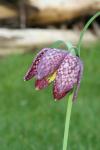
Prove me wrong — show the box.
[62,93,73,150]
[62,11,100,150]
[77,11,100,56]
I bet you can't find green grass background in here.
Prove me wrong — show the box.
[0,43,100,150]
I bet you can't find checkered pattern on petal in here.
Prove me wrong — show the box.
[36,48,68,79]
[53,54,81,100]
[73,60,83,100]
[24,48,49,81]
[35,78,49,90]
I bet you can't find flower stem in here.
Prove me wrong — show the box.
[62,93,73,150]
[77,11,100,56]
[62,11,100,150]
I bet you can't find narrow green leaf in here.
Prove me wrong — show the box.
[49,40,67,50]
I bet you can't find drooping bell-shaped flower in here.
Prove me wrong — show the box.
[24,48,83,100]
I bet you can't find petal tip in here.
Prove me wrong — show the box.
[54,99,57,101]
[35,87,39,90]
[24,74,30,81]
[23,77,26,81]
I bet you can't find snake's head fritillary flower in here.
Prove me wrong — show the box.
[24,48,83,101]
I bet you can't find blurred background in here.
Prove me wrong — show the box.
[0,0,100,150]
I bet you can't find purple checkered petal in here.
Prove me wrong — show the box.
[24,48,50,81]
[36,48,68,79]
[53,54,81,100]
[35,78,49,90]
[73,60,83,101]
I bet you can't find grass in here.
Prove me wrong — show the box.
[0,43,100,150]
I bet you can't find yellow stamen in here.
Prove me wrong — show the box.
[47,71,57,83]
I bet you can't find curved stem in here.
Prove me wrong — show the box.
[62,11,100,150]
[62,93,73,150]
[77,11,100,56]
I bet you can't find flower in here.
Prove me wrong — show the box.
[24,48,83,100]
